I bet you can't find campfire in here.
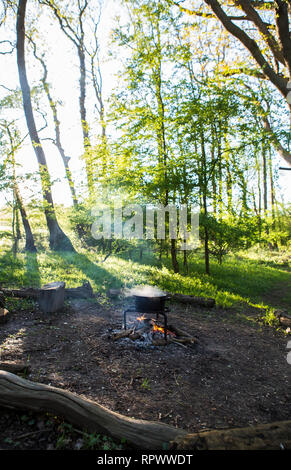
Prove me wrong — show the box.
[111,285,198,347]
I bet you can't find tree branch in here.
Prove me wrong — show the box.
[203,0,288,98]
[274,0,291,76]
[234,0,285,65]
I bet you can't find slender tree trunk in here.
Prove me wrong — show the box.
[217,131,223,218]
[14,201,21,241]
[12,199,19,257]
[268,145,276,225]
[201,132,210,275]
[33,49,78,206]
[170,238,179,273]
[16,0,74,252]
[211,124,217,215]
[224,136,232,213]
[78,45,94,196]
[7,123,37,253]
[14,185,37,252]
[262,139,268,214]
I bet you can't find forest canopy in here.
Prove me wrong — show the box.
[0,0,290,275]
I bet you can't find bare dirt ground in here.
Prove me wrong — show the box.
[0,295,290,449]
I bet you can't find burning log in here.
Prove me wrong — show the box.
[111,319,198,347]
[167,324,192,338]
[274,310,291,328]
[129,331,142,341]
[0,371,186,449]
[112,329,134,341]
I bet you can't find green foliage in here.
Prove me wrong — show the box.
[201,214,261,264]
[140,378,151,391]
[55,421,125,450]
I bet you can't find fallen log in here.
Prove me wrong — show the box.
[65,281,95,299]
[0,287,40,299]
[0,371,290,450]
[106,288,215,308]
[0,281,95,301]
[0,371,186,449]
[169,293,215,308]
[129,331,142,341]
[0,362,30,375]
[152,338,167,347]
[169,336,197,345]
[167,324,192,338]
[106,288,123,298]
[275,310,291,328]
[172,420,291,450]
[112,329,134,341]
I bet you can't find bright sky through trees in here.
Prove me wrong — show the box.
[0,0,290,210]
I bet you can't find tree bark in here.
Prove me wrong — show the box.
[16,0,75,251]
[14,184,37,252]
[173,420,291,450]
[1,371,289,450]
[7,123,37,252]
[170,238,180,273]
[78,44,94,195]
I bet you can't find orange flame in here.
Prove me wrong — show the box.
[137,314,146,322]
[152,321,176,336]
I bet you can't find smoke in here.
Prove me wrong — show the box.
[124,285,166,298]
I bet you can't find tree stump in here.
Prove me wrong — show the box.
[38,282,65,313]
[0,308,10,325]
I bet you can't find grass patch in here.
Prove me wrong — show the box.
[0,241,290,319]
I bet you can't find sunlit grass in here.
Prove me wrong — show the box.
[0,241,290,322]
[1,204,290,319]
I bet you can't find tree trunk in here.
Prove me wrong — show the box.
[38,57,78,206]
[200,132,210,275]
[170,238,179,273]
[262,139,268,214]
[16,0,74,252]
[14,184,37,252]
[78,45,94,196]
[174,419,291,450]
[269,145,276,225]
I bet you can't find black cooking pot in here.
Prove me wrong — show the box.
[133,294,169,313]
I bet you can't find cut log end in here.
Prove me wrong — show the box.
[0,308,10,325]
[38,282,65,313]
